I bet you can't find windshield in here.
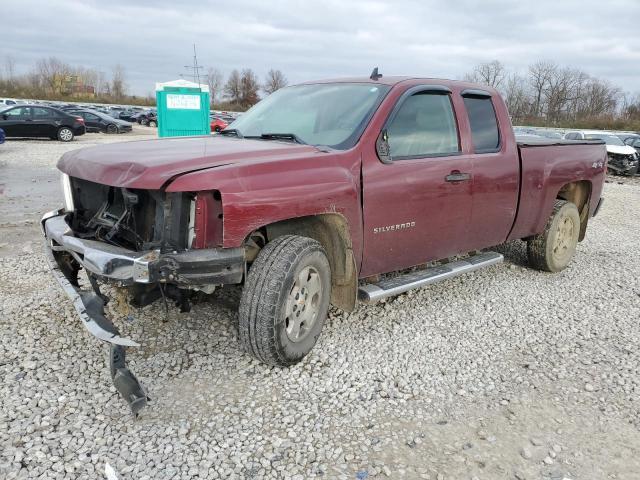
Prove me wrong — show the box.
[585,134,625,146]
[227,83,390,149]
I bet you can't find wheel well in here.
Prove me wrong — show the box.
[556,180,591,241]
[248,214,357,312]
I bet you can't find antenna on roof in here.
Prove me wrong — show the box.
[370,67,383,81]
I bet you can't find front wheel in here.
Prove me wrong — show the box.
[57,127,74,142]
[148,120,157,128]
[238,235,331,366]
[106,123,118,134]
[527,200,580,272]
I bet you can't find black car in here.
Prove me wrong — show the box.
[68,109,132,134]
[0,105,85,142]
[139,110,157,127]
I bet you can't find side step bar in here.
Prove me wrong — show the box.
[358,251,503,303]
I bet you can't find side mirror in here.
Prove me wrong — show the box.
[376,129,392,164]
[1,114,7,120]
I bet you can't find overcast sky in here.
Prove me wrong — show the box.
[1,0,639,96]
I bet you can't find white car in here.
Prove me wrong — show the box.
[564,130,638,176]
[0,99,18,107]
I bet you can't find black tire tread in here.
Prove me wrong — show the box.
[238,235,327,366]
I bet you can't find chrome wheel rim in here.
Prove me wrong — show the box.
[59,129,72,141]
[284,266,322,343]
[552,214,576,263]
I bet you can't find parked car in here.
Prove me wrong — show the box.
[535,130,563,140]
[210,116,229,132]
[67,109,133,134]
[140,111,157,127]
[118,110,138,122]
[564,130,638,175]
[42,75,606,413]
[0,105,85,141]
[622,135,640,157]
[0,99,18,107]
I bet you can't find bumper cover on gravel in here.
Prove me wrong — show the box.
[41,209,244,414]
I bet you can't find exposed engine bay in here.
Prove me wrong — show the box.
[69,177,192,252]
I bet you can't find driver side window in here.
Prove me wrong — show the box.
[4,107,29,118]
[386,92,460,160]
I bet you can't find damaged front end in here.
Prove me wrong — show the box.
[607,152,639,176]
[42,178,244,415]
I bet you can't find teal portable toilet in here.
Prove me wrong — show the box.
[155,79,210,137]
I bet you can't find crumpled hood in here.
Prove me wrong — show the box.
[606,144,637,156]
[57,135,320,189]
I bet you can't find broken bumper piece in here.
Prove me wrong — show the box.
[41,209,245,415]
[43,240,149,415]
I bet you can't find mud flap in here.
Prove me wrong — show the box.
[44,244,149,415]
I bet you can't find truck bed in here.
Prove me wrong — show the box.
[507,138,607,242]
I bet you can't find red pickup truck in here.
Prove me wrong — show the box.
[42,73,606,413]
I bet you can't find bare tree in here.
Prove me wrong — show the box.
[4,55,16,80]
[464,60,506,88]
[206,67,224,104]
[223,69,242,105]
[263,69,288,95]
[36,57,69,94]
[239,68,260,107]
[528,60,557,117]
[502,73,529,122]
[111,64,126,100]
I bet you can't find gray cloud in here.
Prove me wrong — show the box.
[1,0,638,95]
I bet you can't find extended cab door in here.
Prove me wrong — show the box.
[461,90,519,249]
[360,85,475,277]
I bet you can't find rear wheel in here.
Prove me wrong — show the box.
[57,127,74,142]
[238,235,331,366]
[527,200,580,272]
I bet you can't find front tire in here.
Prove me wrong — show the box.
[106,123,118,134]
[527,200,580,272]
[238,235,331,366]
[57,127,74,142]
[148,120,157,127]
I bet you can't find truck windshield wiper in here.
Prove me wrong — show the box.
[258,133,307,145]
[219,128,243,138]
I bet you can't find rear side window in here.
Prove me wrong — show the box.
[387,92,460,159]
[32,107,54,118]
[463,96,500,153]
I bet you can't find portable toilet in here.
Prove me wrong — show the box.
[155,79,210,137]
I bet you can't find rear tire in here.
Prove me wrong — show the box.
[57,127,74,142]
[527,200,580,272]
[238,235,331,366]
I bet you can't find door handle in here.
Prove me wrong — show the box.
[445,171,471,182]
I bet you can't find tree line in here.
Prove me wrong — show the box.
[0,56,288,110]
[464,60,640,130]
[206,67,287,110]
[0,56,152,105]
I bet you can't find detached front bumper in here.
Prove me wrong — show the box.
[41,209,245,414]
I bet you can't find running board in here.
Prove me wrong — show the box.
[358,251,503,303]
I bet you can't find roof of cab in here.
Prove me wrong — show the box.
[297,76,500,93]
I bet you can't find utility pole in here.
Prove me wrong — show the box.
[180,44,205,89]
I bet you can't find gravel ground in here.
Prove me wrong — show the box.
[1,132,639,480]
